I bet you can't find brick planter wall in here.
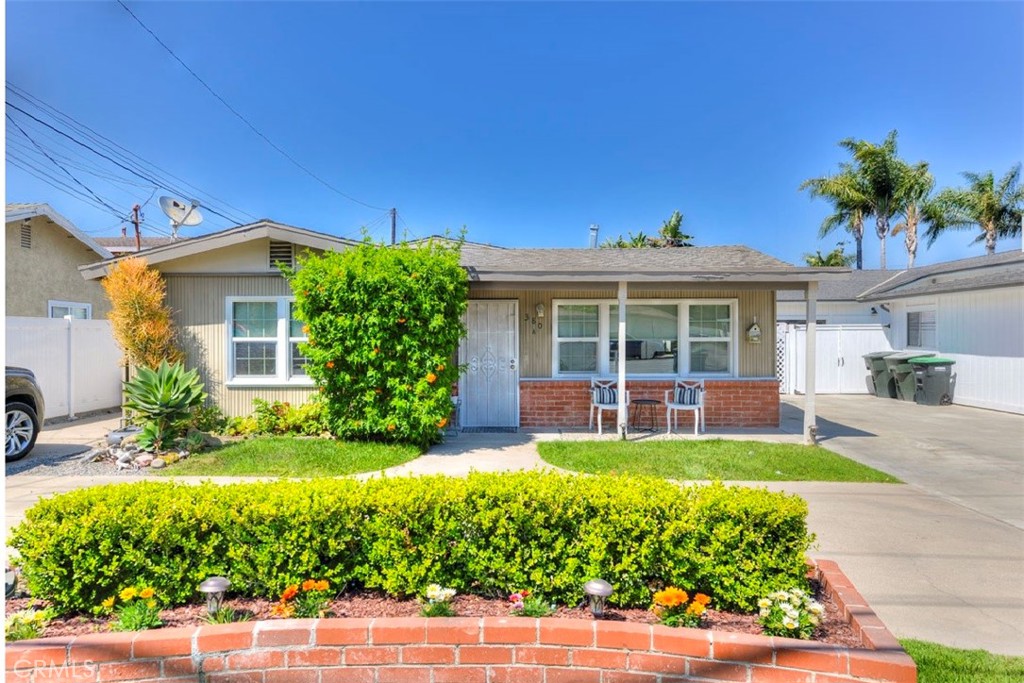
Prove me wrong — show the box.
[520,379,779,429]
[6,560,915,683]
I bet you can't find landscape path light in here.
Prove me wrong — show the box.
[583,578,613,618]
[199,576,231,615]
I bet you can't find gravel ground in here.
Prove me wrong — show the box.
[5,447,151,478]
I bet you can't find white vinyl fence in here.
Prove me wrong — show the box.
[5,316,122,420]
[778,323,893,395]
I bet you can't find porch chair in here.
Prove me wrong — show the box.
[589,378,630,436]
[665,379,705,435]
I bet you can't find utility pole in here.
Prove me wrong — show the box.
[390,208,397,245]
[131,204,142,252]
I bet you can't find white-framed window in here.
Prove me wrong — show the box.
[552,299,738,377]
[48,300,91,319]
[907,307,937,349]
[226,297,312,386]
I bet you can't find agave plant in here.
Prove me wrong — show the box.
[123,361,207,450]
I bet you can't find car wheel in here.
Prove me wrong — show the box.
[6,401,39,462]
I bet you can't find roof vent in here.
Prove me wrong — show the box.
[20,222,32,248]
[269,241,294,270]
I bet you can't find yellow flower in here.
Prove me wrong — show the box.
[101,597,116,610]
[315,580,329,592]
[139,587,155,599]
[693,593,711,607]
[686,602,706,616]
[146,599,157,609]
[653,587,688,608]
[426,372,438,384]
[119,587,138,601]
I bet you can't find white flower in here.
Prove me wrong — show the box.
[790,588,805,598]
[759,608,770,617]
[439,588,457,602]
[425,584,443,601]
[783,617,798,629]
[808,601,824,616]
[808,614,820,626]
[757,598,772,609]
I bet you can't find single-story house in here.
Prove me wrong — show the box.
[6,203,113,319]
[777,269,895,325]
[80,221,843,437]
[858,250,1024,414]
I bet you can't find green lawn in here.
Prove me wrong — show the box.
[537,439,899,482]
[155,436,421,477]
[902,640,1024,683]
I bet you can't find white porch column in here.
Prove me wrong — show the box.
[617,280,627,438]
[803,281,818,444]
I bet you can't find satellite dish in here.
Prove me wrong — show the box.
[159,196,203,239]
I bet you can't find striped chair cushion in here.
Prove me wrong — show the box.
[593,386,618,404]
[674,386,700,405]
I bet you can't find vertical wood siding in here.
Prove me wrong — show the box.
[470,287,776,378]
[165,274,315,416]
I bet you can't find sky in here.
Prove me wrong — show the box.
[5,1,1023,269]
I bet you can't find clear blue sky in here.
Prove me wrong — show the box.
[6,1,1023,268]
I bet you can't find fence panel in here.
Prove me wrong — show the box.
[782,323,892,395]
[5,317,122,419]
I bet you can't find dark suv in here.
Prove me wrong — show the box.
[6,367,45,462]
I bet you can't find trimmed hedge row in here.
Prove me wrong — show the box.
[10,473,813,614]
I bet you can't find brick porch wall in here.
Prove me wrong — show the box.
[520,379,780,429]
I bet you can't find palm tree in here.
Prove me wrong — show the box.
[657,210,694,247]
[890,161,934,268]
[804,242,855,267]
[799,164,870,270]
[925,164,1024,255]
[838,130,909,270]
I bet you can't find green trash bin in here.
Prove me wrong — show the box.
[863,351,896,397]
[881,352,934,399]
[910,357,957,405]
[892,362,919,402]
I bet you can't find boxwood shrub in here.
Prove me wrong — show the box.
[10,473,813,614]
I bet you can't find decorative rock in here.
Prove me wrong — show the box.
[106,426,143,447]
[116,452,134,464]
[162,453,180,465]
[150,458,166,469]
[134,454,154,466]
[178,450,190,459]
[116,460,136,471]
[78,448,106,463]
[123,443,140,453]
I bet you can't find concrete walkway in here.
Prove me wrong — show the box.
[5,398,1023,655]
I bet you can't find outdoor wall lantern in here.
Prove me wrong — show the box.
[199,576,231,615]
[583,578,614,618]
[524,303,545,334]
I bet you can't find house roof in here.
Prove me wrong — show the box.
[460,243,846,287]
[858,250,1024,301]
[80,220,358,279]
[6,203,113,259]
[777,269,900,301]
[95,236,177,253]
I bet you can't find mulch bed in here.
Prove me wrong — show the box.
[6,580,863,648]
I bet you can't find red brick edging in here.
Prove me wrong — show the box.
[5,559,915,682]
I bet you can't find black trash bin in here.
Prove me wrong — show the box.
[881,352,933,399]
[910,357,957,405]
[863,352,896,397]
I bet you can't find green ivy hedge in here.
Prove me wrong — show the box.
[10,473,813,614]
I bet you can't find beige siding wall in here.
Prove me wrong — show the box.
[164,274,314,416]
[159,239,324,274]
[470,287,776,378]
[5,216,110,318]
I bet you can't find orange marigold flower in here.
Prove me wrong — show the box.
[302,579,317,592]
[398,318,406,324]
[437,417,448,428]
[653,587,688,608]
[426,372,437,384]
[281,585,299,601]
[686,602,706,616]
[375,388,383,394]
[436,363,445,371]
[139,587,155,599]
[315,580,329,591]
[270,601,295,618]
[373,347,380,354]
[387,424,396,432]
[326,360,335,369]
[302,325,309,334]
[693,593,711,606]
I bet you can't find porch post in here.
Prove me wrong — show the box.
[803,281,818,444]
[617,280,627,438]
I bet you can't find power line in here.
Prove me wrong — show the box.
[7,113,124,215]
[115,0,389,212]
[6,100,245,226]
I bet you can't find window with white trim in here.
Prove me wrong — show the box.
[227,297,311,385]
[552,299,737,377]
[48,300,91,319]
[907,309,936,349]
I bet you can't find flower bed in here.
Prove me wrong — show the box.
[5,560,917,683]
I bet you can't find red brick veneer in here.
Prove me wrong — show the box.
[5,560,915,682]
[520,379,780,429]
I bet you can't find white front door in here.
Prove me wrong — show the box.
[461,300,519,428]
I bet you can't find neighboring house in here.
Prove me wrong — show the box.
[81,221,841,432]
[777,269,895,325]
[858,250,1024,414]
[5,203,113,319]
[95,235,176,255]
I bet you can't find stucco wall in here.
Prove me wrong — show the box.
[5,216,110,318]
